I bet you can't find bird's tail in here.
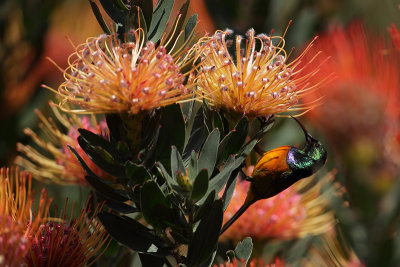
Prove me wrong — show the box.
[220,197,256,235]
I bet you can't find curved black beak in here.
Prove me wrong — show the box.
[291,116,313,144]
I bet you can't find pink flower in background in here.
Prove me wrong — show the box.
[220,171,335,242]
[16,102,109,185]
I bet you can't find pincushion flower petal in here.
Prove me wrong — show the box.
[47,28,194,114]
[194,26,328,118]
[220,171,336,242]
[15,102,109,185]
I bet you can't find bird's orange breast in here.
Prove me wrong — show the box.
[253,146,291,175]
[245,146,292,202]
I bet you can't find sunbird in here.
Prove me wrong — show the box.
[220,117,327,234]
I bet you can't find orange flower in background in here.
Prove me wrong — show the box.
[301,23,400,143]
[301,23,400,169]
[47,27,195,114]
[194,26,328,118]
[16,102,109,185]
[220,171,336,242]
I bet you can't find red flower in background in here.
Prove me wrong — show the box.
[300,23,400,170]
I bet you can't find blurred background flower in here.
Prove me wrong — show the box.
[15,102,109,185]
[221,171,335,242]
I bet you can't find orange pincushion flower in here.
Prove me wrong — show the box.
[26,198,109,267]
[16,102,109,185]
[221,171,335,242]
[47,28,194,114]
[194,26,327,118]
[0,167,52,265]
[302,23,400,138]
[301,23,400,167]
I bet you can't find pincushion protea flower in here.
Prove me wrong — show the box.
[0,167,52,265]
[25,198,109,267]
[220,171,336,242]
[45,27,195,114]
[300,23,400,170]
[194,25,327,118]
[16,102,109,185]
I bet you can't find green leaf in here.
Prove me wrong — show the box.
[184,13,197,42]
[125,161,152,185]
[183,106,205,160]
[98,211,169,255]
[171,146,186,180]
[78,128,117,158]
[88,0,111,34]
[218,117,249,163]
[156,161,177,187]
[132,0,153,28]
[115,0,129,11]
[221,171,239,211]
[198,128,220,178]
[85,175,129,202]
[125,6,147,41]
[156,104,186,169]
[193,190,215,222]
[105,114,125,143]
[68,146,129,202]
[234,237,253,266]
[186,199,224,266]
[98,0,127,25]
[141,180,175,228]
[188,150,197,181]
[164,0,190,52]
[96,192,138,214]
[77,136,125,177]
[148,0,174,43]
[190,169,209,201]
[226,250,235,262]
[199,156,244,204]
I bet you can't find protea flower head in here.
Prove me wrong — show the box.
[16,102,109,185]
[0,167,52,265]
[46,26,195,114]
[25,198,109,267]
[194,25,328,118]
[220,170,336,242]
[300,23,400,173]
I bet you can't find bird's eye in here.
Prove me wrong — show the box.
[315,143,320,148]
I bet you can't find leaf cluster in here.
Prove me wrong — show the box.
[71,101,274,266]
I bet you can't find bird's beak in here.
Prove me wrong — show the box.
[291,116,313,143]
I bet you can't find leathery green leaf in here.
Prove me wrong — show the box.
[190,169,208,202]
[198,128,220,178]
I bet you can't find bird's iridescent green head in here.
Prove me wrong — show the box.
[293,117,327,170]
